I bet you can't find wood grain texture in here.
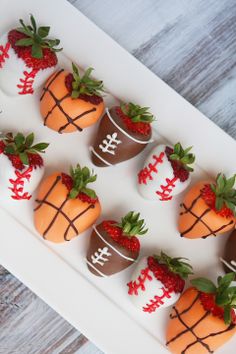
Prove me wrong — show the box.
[1,0,235,353]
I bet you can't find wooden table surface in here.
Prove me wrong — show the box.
[0,0,236,353]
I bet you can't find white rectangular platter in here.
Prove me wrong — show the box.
[0,1,236,353]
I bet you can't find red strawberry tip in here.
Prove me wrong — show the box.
[147,256,185,293]
[165,146,189,182]
[115,107,151,136]
[102,220,140,252]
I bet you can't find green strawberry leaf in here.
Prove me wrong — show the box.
[16,38,34,46]
[31,143,49,151]
[25,133,34,147]
[4,145,16,154]
[191,278,217,293]
[14,133,25,148]
[32,43,43,58]
[224,305,232,325]
[38,26,50,38]
[19,152,29,165]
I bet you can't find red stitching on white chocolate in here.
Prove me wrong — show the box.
[17,68,39,95]
[0,42,10,68]
[127,267,153,295]
[143,287,172,313]
[156,176,178,201]
[138,152,165,185]
[8,166,33,200]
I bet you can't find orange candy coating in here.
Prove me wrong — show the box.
[178,181,235,239]
[34,172,101,243]
[40,70,105,133]
[166,287,236,354]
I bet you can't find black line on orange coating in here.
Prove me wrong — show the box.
[64,204,95,241]
[35,198,78,236]
[201,220,234,238]
[40,69,64,101]
[182,323,235,353]
[43,88,83,132]
[167,306,213,353]
[167,310,209,345]
[180,206,212,237]
[43,92,71,124]
[34,175,61,212]
[170,293,200,319]
[42,198,69,238]
[58,107,96,133]
[180,194,202,215]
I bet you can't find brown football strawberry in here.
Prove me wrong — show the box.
[34,164,101,243]
[166,273,236,354]
[90,102,154,167]
[179,173,236,239]
[0,14,62,96]
[86,211,148,277]
[0,132,48,201]
[40,63,105,134]
[221,229,236,276]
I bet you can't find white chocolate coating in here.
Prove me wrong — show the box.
[0,153,44,201]
[0,33,56,96]
[128,257,180,313]
[138,144,190,201]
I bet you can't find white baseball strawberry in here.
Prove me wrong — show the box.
[127,252,193,313]
[137,142,195,201]
[0,132,49,201]
[0,14,62,96]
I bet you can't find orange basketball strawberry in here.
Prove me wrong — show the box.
[179,173,236,239]
[34,164,101,243]
[40,63,105,134]
[166,273,236,354]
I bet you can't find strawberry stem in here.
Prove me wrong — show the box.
[191,272,236,324]
[1,132,49,166]
[69,164,97,199]
[154,251,193,279]
[16,14,62,59]
[70,63,105,99]
[116,211,148,237]
[210,173,236,215]
[120,102,155,124]
[169,142,195,172]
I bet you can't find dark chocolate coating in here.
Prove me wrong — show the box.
[86,222,139,276]
[222,229,236,276]
[91,107,151,167]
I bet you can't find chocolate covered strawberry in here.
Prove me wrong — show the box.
[90,102,154,167]
[86,211,148,277]
[34,164,101,243]
[166,273,236,354]
[0,132,48,201]
[138,142,195,201]
[127,252,193,313]
[179,173,236,239]
[40,63,105,134]
[0,14,62,96]
[221,229,236,276]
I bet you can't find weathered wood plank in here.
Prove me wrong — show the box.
[1,0,235,353]
[75,0,236,139]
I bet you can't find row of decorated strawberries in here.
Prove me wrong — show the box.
[1,15,236,228]
[1,15,236,354]
[0,129,235,239]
